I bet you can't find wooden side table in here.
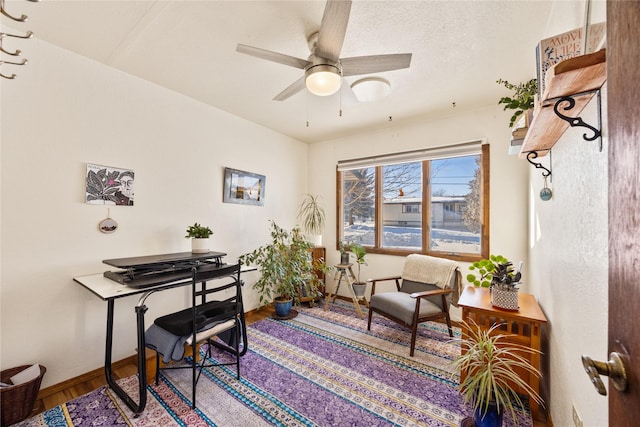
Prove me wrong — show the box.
[324,263,368,318]
[457,286,547,419]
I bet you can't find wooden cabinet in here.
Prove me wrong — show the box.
[299,246,326,304]
[458,286,547,419]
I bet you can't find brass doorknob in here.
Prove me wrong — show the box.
[581,352,628,396]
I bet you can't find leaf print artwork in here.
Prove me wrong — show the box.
[85,163,135,206]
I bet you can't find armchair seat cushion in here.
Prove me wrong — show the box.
[370,292,443,325]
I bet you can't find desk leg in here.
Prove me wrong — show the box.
[105,299,148,414]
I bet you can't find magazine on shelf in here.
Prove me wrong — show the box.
[536,22,606,98]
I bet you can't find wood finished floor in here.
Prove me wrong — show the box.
[32,305,549,426]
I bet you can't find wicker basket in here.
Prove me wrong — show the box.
[1,365,46,426]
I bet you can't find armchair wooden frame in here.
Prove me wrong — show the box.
[367,275,454,357]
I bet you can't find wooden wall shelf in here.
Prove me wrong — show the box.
[519,49,606,158]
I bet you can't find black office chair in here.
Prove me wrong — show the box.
[149,262,246,408]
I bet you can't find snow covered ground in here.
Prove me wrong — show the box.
[344,223,480,253]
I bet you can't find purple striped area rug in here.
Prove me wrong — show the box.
[17,301,533,427]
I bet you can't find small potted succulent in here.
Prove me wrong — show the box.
[338,240,352,264]
[185,222,213,253]
[467,254,522,310]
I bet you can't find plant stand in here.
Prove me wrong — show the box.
[324,263,368,318]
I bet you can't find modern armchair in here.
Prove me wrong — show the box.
[367,254,461,356]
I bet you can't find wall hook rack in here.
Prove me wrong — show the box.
[0,0,38,80]
[552,89,603,151]
[0,0,28,22]
[526,151,552,179]
[0,58,27,79]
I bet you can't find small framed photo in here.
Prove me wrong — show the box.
[223,167,265,206]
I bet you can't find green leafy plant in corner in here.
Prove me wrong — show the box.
[239,221,323,307]
[467,254,521,290]
[452,321,543,425]
[496,78,538,128]
[185,223,213,238]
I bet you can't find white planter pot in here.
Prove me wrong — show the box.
[307,234,323,247]
[352,282,367,298]
[191,238,210,253]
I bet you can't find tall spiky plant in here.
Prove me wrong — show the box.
[297,194,326,236]
[453,321,543,425]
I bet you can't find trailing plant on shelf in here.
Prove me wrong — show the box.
[453,320,543,426]
[467,254,522,290]
[185,223,213,239]
[496,78,538,128]
[239,221,323,315]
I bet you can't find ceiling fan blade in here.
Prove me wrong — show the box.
[341,53,412,76]
[273,76,307,101]
[315,0,352,61]
[236,44,311,69]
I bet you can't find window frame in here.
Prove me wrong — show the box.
[336,144,490,262]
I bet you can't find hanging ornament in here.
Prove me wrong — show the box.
[99,208,118,233]
[540,176,552,201]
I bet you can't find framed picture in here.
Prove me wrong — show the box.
[223,167,266,206]
[86,163,135,206]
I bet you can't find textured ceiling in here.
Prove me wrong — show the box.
[3,0,558,143]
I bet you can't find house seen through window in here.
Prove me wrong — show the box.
[337,142,489,261]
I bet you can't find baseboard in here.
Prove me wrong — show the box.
[36,350,149,400]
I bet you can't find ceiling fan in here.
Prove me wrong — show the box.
[236,0,412,101]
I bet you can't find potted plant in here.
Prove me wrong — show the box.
[297,194,326,246]
[185,222,213,253]
[453,321,543,427]
[350,243,367,299]
[338,240,352,264]
[240,221,323,318]
[496,78,538,128]
[467,254,522,310]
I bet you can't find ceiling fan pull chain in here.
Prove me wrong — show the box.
[306,90,310,127]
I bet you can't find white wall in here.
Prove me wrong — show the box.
[526,2,609,425]
[307,105,530,321]
[528,92,608,427]
[0,38,309,388]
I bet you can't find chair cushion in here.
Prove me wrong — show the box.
[370,292,443,325]
[154,300,235,337]
[400,280,447,310]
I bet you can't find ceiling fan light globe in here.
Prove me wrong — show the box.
[305,64,341,96]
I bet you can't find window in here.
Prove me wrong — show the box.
[337,142,489,261]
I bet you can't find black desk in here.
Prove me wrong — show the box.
[74,251,237,414]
